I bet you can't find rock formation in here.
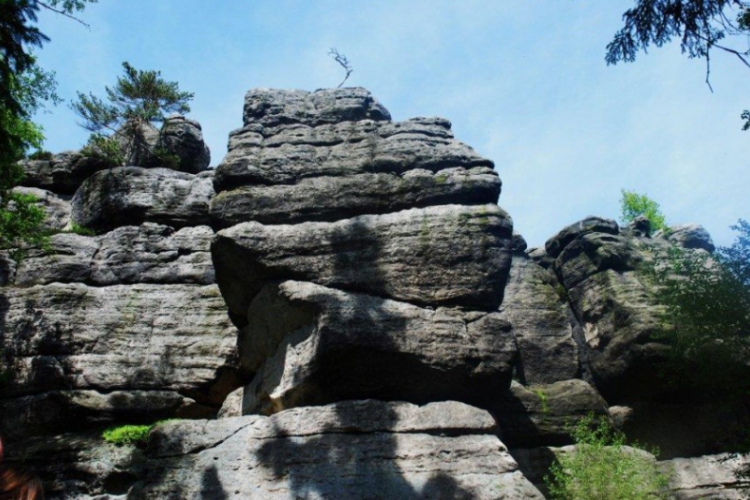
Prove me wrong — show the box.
[1,87,745,499]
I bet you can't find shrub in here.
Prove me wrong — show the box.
[620,189,667,232]
[544,414,672,500]
[102,425,152,446]
[27,150,53,161]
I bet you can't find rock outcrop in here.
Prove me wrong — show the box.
[2,87,741,499]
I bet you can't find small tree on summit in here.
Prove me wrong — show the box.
[620,189,667,232]
[71,62,194,166]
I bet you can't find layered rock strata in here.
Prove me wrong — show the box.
[1,119,237,446]
[211,88,516,417]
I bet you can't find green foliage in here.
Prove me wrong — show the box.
[102,425,152,446]
[545,414,672,500]
[80,133,125,167]
[0,190,47,256]
[27,149,52,161]
[71,61,194,167]
[65,222,95,236]
[620,189,667,232]
[653,220,750,397]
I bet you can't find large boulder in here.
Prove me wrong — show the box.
[493,380,610,448]
[17,151,109,195]
[666,223,716,253]
[71,167,213,233]
[239,280,518,414]
[660,453,750,499]
[212,204,513,323]
[157,114,211,173]
[135,400,545,499]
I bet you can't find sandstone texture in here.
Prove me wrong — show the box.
[3,87,741,499]
[134,400,544,499]
[71,167,213,233]
[18,151,109,195]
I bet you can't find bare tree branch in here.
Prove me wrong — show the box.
[38,2,90,29]
[328,48,353,88]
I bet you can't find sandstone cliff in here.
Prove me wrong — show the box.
[1,88,745,499]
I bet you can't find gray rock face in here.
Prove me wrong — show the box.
[0,282,239,437]
[494,380,609,448]
[214,88,492,191]
[210,167,500,227]
[12,186,72,232]
[547,221,672,403]
[14,224,214,287]
[158,114,211,173]
[660,453,750,499]
[136,400,544,499]
[498,252,579,384]
[667,223,716,253]
[545,216,619,258]
[239,280,517,414]
[71,167,213,233]
[18,151,109,195]
[213,203,513,320]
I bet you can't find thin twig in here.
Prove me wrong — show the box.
[38,2,91,29]
[706,50,715,92]
[328,48,353,88]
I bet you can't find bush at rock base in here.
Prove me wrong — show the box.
[545,414,672,500]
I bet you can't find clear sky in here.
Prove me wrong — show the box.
[32,0,748,248]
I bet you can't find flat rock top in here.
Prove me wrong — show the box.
[244,87,392,127]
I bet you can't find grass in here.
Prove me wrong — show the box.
[101,419,180,446]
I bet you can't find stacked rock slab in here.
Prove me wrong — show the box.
[0,121,239,452]
[210,88,516,415]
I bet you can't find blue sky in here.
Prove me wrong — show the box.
[33,1,748,248]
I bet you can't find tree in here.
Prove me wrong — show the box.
[71,62,194,166]
[0,0,96,251]
[607,1,750,126]
[620,189,667,231]
[655,220,750,390]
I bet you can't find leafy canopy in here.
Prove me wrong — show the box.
[545,414,672,500]
[620,189,667,231]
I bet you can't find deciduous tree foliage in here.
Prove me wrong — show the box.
[619,189,667,231]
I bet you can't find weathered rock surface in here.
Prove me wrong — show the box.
[498,251,579,384]
[14,224,214,287]
[494,380,609,448]
[0,283,238,418]
[213,203,513,321]
[210,166,500,227]
[18,151,109,195]
[157,114,211,173]
[136,400,544,499]
[71,167,213,233]
[239,280,517,414]
[213,88,493,191]
[660,453,750,499]
[666,223,716,253]
[12,186,72,232]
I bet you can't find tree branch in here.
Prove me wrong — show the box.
[38,2,90,29]
[328,48,353,88]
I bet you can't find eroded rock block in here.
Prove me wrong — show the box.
[212,204,513,320]
[238,281,517,414]
[71,167,213,233]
